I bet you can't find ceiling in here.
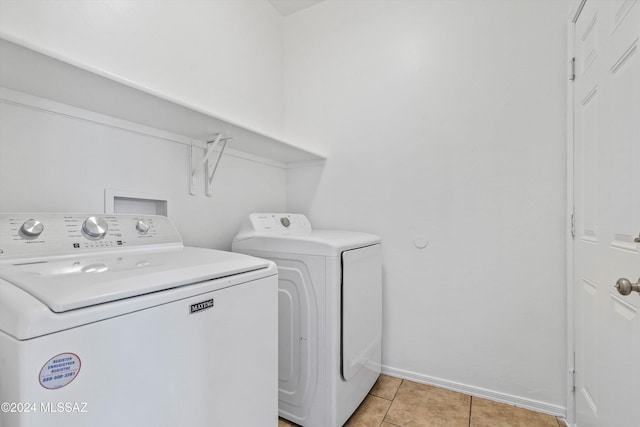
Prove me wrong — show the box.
[268,0,326,17]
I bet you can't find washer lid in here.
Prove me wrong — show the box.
[0,247,270,313]
[233,230,381,257]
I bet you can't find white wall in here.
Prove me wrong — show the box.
[0,0,284,137]
[284,0,568,412]
[0,0,287,249]
[0,96,287,250]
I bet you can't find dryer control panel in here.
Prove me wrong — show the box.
[247,213,312,234]
[0,213,182,260]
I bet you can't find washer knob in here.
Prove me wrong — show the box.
[21,219,44,237]
[280,217,291,228]
[82,216,108,239]
[136,220,150,234]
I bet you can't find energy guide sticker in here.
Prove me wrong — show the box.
[39,353,81,389]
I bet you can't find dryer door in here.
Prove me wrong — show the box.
[341,244,382,381]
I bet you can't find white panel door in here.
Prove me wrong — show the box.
[573,1,640,426]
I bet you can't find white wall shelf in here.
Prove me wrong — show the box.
[0,35,325,167]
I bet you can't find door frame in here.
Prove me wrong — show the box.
[566,1,587,426]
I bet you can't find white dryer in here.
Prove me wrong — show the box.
[232,213,382,427]
[0,213,278,427]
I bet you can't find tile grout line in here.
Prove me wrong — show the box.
[378,379,404,427]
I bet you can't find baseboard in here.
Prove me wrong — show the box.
[381,365,566,418]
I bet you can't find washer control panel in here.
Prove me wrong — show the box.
[248,213,312,234]
[0,213,181,259]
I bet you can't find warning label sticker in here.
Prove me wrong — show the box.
[39,353,81,390]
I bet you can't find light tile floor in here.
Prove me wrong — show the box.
[278,375,567,427]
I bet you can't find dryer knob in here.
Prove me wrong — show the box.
[21,219,44,237]
[82,216,108,239]
[136,220,150,234]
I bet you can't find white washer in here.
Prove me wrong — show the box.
[0,213,278,427]
[232,213,382,427]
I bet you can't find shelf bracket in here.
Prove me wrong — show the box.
[205,136,231,197]
[190,134,232,196]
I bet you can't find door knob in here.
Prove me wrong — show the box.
[615,278,640,296]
